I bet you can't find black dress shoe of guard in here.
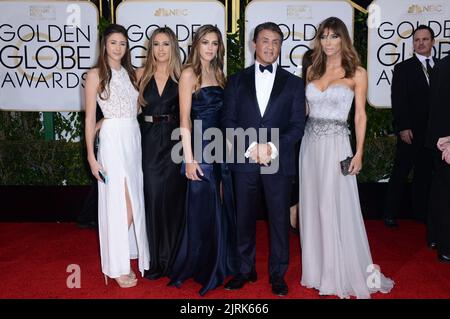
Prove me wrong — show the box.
[384,218,398,228]
[428,242,437,249]
[270,276,288,297]
[438,254,450,264]
[224,271,257,290]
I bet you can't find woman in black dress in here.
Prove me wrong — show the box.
[136,27,186,280]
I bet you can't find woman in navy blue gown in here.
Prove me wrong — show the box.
[168,24,237,296]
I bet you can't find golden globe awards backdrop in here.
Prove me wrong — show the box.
[245,0,353,75]
[367,0,450,108]
[116,0,226,69]
[0,0,99,111]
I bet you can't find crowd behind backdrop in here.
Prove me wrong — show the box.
[0,0,449,186]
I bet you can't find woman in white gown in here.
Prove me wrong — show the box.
[299,17,394,299]
[85,24,149,288]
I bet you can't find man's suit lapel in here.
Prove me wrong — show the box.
[262,66,288,119]
[245,65,262,118]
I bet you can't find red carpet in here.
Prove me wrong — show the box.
[1,220,449,299]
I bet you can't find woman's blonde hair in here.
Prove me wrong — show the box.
[138,27,182,107]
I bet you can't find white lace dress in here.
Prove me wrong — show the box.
[96,67,149,278]
[298,83,394,299]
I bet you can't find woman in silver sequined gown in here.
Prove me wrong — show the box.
[298,17,394,299]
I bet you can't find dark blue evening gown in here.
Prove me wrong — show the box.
[168,86,238,296]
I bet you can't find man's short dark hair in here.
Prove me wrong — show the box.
[413,25,435,40]
[253,22,283,43]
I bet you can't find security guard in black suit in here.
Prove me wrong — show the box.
[384,25,438,230]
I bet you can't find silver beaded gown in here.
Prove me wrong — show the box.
[298,82,394,299]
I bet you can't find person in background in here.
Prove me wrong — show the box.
[289,48,314,234]
[77,103,103,230]
[384,25,438,231]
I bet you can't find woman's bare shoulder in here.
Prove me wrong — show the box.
[355,66,367,78]
[86,68,100,82]
[181,66,195,78]
[179,67,196,86]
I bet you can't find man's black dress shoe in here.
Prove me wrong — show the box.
[384,218,398,228]
[438,254,450,264]
[270,276,288,297]
[224,271,257,290]
[428,242,437,249]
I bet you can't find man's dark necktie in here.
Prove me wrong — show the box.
[259,64,273,73]
[426,58,433,77]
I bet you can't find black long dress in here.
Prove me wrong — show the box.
[140,76,186,279]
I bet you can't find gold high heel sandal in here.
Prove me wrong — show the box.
[129,269,136,280]
[104,274,137,288]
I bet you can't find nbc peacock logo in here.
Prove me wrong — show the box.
[29,5,56,20]
[286,5,312,19]
[154,8,188,17]
[407,4,443,14]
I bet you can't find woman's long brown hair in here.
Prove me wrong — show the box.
[96,24,137,100]
[185,24,226,92]
[309,17,360,82]
[138,27,182,107]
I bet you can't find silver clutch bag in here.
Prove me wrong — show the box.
[340,156,353,176]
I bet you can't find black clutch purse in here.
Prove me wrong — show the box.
[340,156,353,176]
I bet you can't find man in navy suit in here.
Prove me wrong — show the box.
[222,22,305,296]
